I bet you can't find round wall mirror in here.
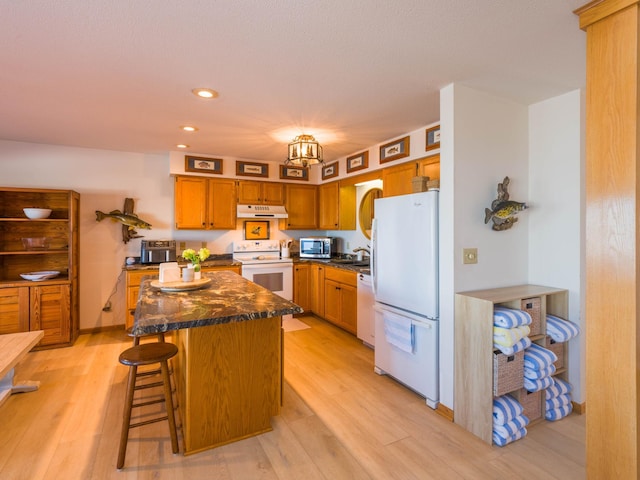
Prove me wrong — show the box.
[359,188,383,239]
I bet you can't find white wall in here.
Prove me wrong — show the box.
[528,90,584,403]
[439,83,530,409]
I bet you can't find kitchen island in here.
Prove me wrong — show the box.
[133,270,302,455]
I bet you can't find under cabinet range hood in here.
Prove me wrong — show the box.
[237,204,289,218]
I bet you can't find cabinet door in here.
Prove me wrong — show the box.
[340,284,357,334]
[324,279,342,325]
[30,284,70,346]
[418,154,440,181]
[293,264,311,312]
[0,287,29,334]
[208,179,237,229]
[310,264,325,317]
[237,181,262,204]
[318,182,339,229]
[281,184,318,230]
[262,183,284,205]
[175,176,208,229]
[201,265,241,274]
[382,162,417,197]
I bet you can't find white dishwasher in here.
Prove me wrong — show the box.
[357,273,375,348]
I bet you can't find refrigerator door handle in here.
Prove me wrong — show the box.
[371,218,378,295]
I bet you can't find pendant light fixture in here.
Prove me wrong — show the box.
[285,134,324,167]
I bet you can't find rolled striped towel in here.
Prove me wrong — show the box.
[524,343,557,370]
[493,395,524,424]
[492,426,527,447]
[493,414,529,439]
[494,336,531,356]
[546,393,571,410]
[545,378,572,400]
[494,325,531,348]
[546,314,580,342]
[494,307,532,328]
[545,402,573,421]
[524,364,556,380]
[524,375,554,392]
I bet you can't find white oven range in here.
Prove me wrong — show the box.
[232,241,293,309]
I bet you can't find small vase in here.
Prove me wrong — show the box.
[194,271,202,280]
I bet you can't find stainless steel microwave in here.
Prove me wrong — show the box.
[299,237,337,259]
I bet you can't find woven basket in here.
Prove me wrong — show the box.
[412,176,429,193]
[493,350,524,396]
[547,336,565,369]
[517,388,542,421]
[521,297,542,336]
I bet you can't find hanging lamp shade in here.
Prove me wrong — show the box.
[285,134,324,167]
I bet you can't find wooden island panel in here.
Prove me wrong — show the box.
[174,316,282,454]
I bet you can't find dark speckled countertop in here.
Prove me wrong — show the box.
[131,270,303,336]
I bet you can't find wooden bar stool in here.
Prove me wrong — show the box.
[117,342,179,470]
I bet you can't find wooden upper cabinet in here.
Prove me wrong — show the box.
[382,155,440,197]
[237,181,284,205]
[175,176,237,230]
[318,181,356,230]
[280,184,318,230]
[382,162,417,197]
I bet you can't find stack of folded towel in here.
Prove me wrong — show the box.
[546,314,581,342]
[523,343,557,392]
[493,306,532,355]
[492,394,529,446]
[545,377,573,421]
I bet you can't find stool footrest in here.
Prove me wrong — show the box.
[134,381,163,390]
[132,397,165,409]
[130,416,168,429]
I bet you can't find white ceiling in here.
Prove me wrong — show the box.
[0,1,587,164]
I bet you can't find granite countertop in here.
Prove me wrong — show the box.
[124,254,240,271]
[294,257,371,274]
[131,270,303,336]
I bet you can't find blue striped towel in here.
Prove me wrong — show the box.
[545,378,572,400]
[493,306,532,328]
[493,414,529,439]
[492,395,524,424]
[546,393,571,410]
[524,364,556,380]
[546,314,580,342]
[524,375,554,392]
[523,343,557,370]
[545,402,573,421]
[493,426,527,447]
[494,336,531,356]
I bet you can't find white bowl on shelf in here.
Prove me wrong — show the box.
[20,271,60,281]
[23,208,52,219]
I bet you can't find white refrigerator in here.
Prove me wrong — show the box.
[371,190,439,408]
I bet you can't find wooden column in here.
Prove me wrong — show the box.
[576,1,640,478]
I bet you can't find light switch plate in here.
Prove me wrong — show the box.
[463,248,478,264]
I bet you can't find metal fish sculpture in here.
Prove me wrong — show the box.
[484,176,528,231]
[95,210,152,230]
[484,201,528,224]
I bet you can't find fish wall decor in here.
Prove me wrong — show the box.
[96,198,152,243]
[484,176,528,231]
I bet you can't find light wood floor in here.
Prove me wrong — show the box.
[0,315,585,479]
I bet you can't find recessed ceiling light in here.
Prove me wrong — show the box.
[180,125,198,132]
[176,144,189,149]
[192,88,219,99]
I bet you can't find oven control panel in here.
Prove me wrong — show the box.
[233,240,281,253]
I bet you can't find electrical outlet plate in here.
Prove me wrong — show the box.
[463,248,478,264]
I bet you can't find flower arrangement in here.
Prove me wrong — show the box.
[181,247,210,272]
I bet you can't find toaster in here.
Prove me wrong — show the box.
[140,240,177,264]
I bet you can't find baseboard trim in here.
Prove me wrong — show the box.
[79,324,125,336]
[436,403,454,422]
[572,401,586,414]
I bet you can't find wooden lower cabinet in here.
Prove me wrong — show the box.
[125,265,241,329]
[323,267,357,334]
[310,264,325,317]
[0,283,71,348]
[293,264,311,312]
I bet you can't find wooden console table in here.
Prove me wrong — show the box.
[0,331,44,408]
